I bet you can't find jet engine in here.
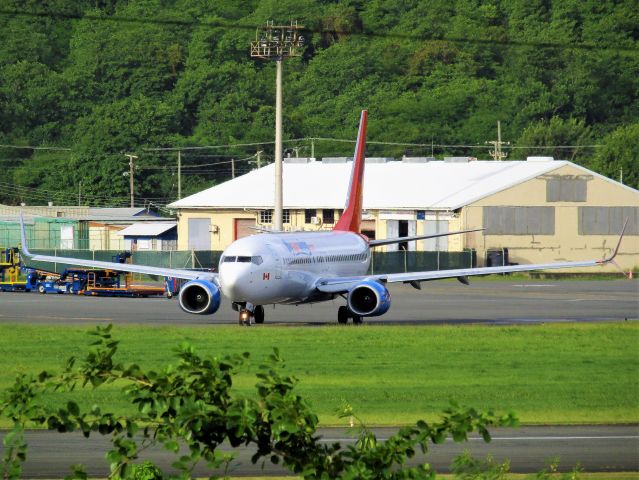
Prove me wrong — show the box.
[178,280,221,315]
[347,280,391,316]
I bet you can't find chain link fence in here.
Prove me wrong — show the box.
[24,249,476,275]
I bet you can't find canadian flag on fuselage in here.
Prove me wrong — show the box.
[333,110,368,234]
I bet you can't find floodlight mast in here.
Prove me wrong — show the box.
[251,21,304,230]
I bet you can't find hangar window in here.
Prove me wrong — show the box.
[546,175,589,202]
[483,206,555,235]
[305,209,316,223]
[283,209,291,224]
[323,209,335,224]
[578,207,639,235]
[260,210,273,223]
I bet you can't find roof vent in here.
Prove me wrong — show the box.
[365,157,393,163]
[402,156,437,163]
[322,157,352,163]
[444,156,475,163]
[527,156,554,162]
[283,157,315,164]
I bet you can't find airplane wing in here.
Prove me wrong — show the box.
[368,227,483,247]
[316,222,626,294]
[19,216,217,283]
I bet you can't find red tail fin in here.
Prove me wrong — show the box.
[333,110,367,233]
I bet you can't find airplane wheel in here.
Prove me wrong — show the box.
[352,314,363,325]
[338,306,349,324]
[254,305,265,324]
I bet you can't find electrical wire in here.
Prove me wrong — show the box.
[0,9,636,53]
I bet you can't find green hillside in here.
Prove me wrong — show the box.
[0,0,637,207]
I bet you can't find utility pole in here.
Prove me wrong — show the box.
[256,150,262,169]
[251,20,304,230]
[78,181,82,206]
[177,150,182,200]
[125,154,138,207]
[310,139,315,159]
[231,158,235,178]
[486,121,509,160]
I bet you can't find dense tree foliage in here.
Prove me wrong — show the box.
[0,0,637,206]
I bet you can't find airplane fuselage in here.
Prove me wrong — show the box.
[219,231,370,305]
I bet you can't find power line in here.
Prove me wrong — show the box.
[145,137,603,151]
[0,138,606,154]
[0,144,71,151]
[0,9,636,53]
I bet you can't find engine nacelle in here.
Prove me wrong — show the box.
[178,280,221,315]
[347,280,391,317]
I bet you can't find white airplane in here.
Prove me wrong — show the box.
[20,110,625,325]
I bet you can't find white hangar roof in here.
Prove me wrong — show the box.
[167,159,616,211]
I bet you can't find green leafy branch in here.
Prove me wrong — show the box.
[1,325,518,479]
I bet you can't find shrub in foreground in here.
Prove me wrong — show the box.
[1,325,517,479]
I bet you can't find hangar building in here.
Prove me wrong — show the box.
[168,157,639,272]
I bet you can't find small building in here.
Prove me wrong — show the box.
[0,205,174,250]
[117,222,177,251]
[168,157,639,272]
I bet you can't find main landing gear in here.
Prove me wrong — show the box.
[235,303,265,326]
[337,305,363,325]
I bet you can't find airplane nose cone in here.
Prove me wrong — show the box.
[219,265,251,301]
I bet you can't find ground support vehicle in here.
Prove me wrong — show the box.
[31,271,69,294]
[0,248,37,292]
[60,268,165,297]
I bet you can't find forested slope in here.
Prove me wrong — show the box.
[0,0,637,207]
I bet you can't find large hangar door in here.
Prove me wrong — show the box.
[60,225,74,249]
[234,218,255,240]
[424,220,449,251]
[385,220,398,252]
[188,218,211,250]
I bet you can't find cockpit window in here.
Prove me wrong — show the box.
[236,256,252,262]
[223,256,236,262]
[251,256,263,265]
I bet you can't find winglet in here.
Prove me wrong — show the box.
[19,214,32,257]
[598,218,627,264]
[333,110,367,233]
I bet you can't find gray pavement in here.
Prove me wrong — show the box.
[1,425,637,477]
[0,279,637,326]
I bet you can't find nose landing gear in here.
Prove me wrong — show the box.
[235,303,265,326]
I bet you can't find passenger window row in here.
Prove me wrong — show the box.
[286,252,367,265]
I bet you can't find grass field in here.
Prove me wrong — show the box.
[0,322,637,427]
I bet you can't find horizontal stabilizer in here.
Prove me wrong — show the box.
[368,227,483,247]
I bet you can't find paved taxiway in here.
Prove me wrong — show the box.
[0,279,636,325]
[1,425,637,477]
[1,279,636,476]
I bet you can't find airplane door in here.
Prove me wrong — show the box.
[266,244,282,280]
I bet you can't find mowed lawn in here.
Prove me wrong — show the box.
[0,323,637,426]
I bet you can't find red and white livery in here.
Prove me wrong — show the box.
[20,111,625,325]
